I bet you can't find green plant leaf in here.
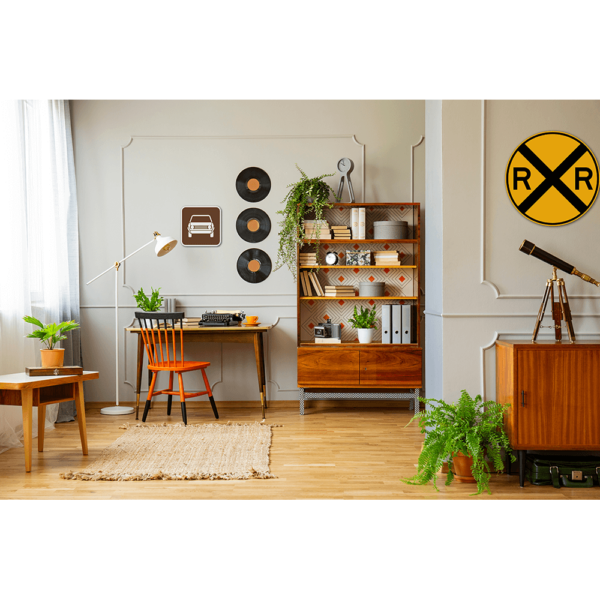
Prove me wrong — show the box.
[23,315,44,328]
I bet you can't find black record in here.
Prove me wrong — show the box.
[237,248,272,284]
[236,167,271,202]
[236,208,271,243]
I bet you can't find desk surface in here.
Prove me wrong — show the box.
[0,371,99,390]
[126,324,273,332]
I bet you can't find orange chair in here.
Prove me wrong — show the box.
[136,312,218,425]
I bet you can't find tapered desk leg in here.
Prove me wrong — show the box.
[254,332,266,419]
[21,389,33,473]
[135,333,144,420]
[257,331,268,409]
[75,382,88,455]
[38,403,46,452]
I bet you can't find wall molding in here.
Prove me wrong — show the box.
[478,100,598,300]
[424,310,600,318]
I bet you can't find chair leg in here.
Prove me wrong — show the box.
[201,368,219,420]
[177,372,187,426]
[167,372,174,416]
[142,372,158,422]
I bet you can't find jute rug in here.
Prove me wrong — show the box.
[61,422,279,481]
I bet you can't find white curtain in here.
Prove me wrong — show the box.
[0,100,81,454]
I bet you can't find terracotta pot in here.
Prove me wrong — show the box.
[40,349,65,368]
[451,452,476,483]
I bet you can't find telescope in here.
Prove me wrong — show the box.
[519,240,600,342]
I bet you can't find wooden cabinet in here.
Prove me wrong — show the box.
[298,347,360,387]
[496,340,600,486]
[359,346,422,387]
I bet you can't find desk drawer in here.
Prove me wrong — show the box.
[297,348,360,386]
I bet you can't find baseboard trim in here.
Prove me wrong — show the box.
[87,400,415,409]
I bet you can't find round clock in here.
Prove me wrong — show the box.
[325,251,339,266]
[337,157,354,174]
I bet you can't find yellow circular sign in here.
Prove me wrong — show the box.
[505,131,599,226]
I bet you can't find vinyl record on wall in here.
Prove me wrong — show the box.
[236,208,271,243]
[236,167,271,202]
[237,248,272,283]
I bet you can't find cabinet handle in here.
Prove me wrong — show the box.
[521,390,525,407]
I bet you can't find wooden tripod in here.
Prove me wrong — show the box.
[532,267,575,342]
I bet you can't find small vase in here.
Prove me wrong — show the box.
[40,349,65,368]
[451,452,476,483]
[357,328,374,343]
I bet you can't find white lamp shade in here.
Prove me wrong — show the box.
[155,235,177,257]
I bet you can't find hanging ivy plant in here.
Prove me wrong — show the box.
[275,164,339,280]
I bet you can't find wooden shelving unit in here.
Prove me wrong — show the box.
[296,202,422,415]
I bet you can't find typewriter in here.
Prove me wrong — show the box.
[200,310,246,327]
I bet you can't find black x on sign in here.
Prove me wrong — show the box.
[505,131,599,226]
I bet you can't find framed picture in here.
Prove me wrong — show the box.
[181,206,222,247]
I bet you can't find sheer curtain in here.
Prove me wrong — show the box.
[0,100,82,454]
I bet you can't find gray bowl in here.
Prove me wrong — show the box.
[359,281,385,297]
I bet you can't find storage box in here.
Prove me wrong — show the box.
[374,220,408,240]
[346,251,372,266]
[359,281,385,297]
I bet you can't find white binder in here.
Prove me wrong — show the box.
[381,304,391,344]
[392,304,401,344]
[402,304,412,343]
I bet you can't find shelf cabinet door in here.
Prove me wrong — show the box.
[359,347,422,387]
[517,348,600,448]
[297,348,360,387]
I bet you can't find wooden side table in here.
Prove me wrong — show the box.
[0,371,99,472]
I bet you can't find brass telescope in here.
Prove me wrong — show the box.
[519,240,600,342]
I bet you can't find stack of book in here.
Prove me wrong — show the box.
[303,220,331,239]
[182,317,203,328]
[324,286,356,297]
[331,225,351,240]
[299,253,318,266]
[373,251,401,266]
[300,271,324,296]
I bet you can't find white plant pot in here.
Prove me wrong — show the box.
[357,328,374,343]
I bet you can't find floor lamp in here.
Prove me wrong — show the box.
[86,231,178,415]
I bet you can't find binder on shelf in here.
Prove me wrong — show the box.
[351,207,359,239]
[401,304,412,343]
[381,304,391,344]
[391,304,401,344]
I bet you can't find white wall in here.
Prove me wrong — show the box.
[71,101,425,403]
[425,100,600,402]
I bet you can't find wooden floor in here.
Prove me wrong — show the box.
[1,402,599,500]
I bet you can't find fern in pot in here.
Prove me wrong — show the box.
[402,390,515,495]
[275,164,338,281]
[349,305,377,343]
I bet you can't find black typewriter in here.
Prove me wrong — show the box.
[200,310,246,327]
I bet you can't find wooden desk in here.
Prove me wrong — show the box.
[0,371,99,472]
[126,324,273,420]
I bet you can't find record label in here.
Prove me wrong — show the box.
[236,207,271,243]
[237,248,272,283]
[236,167,271,202]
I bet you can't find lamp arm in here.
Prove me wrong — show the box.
[85,237,156,285]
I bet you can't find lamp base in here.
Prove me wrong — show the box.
[100,405,135,415]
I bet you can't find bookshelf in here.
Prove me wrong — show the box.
[296,202,422,415]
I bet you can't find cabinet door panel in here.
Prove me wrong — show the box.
[297,348,360,386]
[359,347,422,386]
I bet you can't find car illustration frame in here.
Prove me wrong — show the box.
[181,206,222,247]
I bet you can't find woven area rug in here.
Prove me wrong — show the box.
[61,422,279,481]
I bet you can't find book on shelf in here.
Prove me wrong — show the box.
[351,207,359,239]
[331,225,350,230]
[324,293,356,297]
[358,207,366,240]
[314,337,341,344]
[308,272,324,296]
[300,271,309,296]
[303,220,328,224]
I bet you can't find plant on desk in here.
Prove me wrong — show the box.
[133,287,163,312]
[348,305,377,344]
[275,164,338,280]
[22,316,80,368]
[401,390,515,495]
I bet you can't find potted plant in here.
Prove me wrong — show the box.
[401,390,515,495]
[348,305,378,343]
[275,164,338,280]
[133,287,164,312]
[23,316,80,368]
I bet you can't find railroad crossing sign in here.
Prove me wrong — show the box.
[505,131,599,226]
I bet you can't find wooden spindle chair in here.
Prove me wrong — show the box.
[135,312,219,425]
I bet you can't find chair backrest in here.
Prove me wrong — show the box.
[136,311,185,367]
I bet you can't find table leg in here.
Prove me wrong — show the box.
[257,331,268,409]
[38,402,46,452]
[135,333,144,420]
[21,389,33,473]
[253,332,266,419]
[75,381,88,455]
